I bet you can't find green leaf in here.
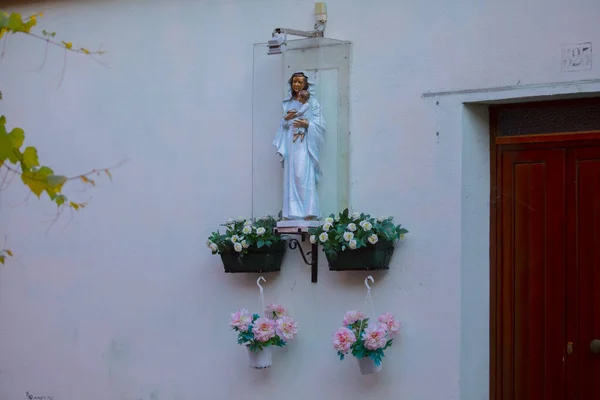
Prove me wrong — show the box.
[0,255,4,264]
[257,240,265,248]
[8,127,24,149]
[0,132,13,162]
[21,166,53,197]
[46,174,67,197]
[21,146,39,169]
[46,174,67,189]
[22,16,36,32]
[54,194,67,206]
[6,13,23,31]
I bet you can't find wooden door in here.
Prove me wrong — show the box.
[496,147,567,400]
[490,99,600,400]
[567,146,600,399]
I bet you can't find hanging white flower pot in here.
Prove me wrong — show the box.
[247,346,272,369]
[357,356,382,375]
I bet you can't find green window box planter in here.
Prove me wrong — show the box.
[326,240,395,271]
[221,240,286,273]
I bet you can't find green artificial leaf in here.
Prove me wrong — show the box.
[21,146,39,169]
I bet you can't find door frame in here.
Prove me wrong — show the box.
[489,97,600,400]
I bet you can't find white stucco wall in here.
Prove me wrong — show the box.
[0,1,599,399]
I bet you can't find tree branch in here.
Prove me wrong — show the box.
[2,157,128,183]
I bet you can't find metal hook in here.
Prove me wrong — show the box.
[364,275,374,290]
[257,276,266,293]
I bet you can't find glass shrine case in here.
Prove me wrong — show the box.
[251,37,352,220]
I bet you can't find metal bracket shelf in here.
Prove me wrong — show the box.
[274,227,319,283]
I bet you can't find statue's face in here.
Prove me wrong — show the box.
[291,75,307,94]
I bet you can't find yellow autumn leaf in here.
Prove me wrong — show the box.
[80,175,95,186]
[81,48,90,54]
[62,41,73,49]
[5,250,13,257]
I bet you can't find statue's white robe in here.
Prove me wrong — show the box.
[273,93,325,220]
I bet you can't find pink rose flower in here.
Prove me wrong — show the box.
[362,325,388,350]
[252,317,276,342]
[342,310,366,326]
[230,309,253,332]
[264,303,288,320]
[378,312,401,337]
[332,327,357,353]
[275,316,298,341]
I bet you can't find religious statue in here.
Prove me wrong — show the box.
[272,71,326,222]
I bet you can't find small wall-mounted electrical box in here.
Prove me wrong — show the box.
[315,2,327,23]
